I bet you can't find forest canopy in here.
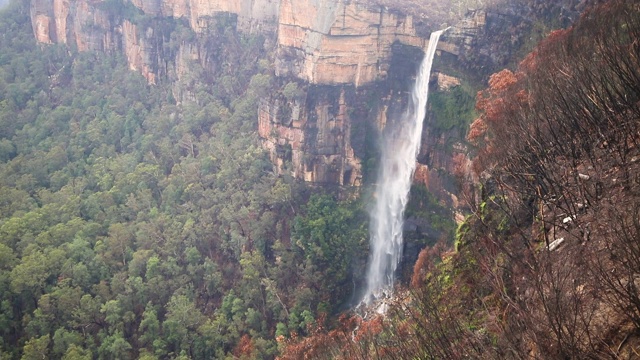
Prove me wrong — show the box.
[0,1,374,359]
[3,0,632,358]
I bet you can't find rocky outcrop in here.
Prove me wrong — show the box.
[275,0,423,86]
[29,0,438,187]
[259,86,362,185]
[122,20,157,84]
[434,72,461,91]
[31,0,426,86]
[129,0,280,33]
[437,9,486,57]
[437,0,594,78]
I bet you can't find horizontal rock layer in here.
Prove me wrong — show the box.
[28,0,481,193]
[30,0,430,86]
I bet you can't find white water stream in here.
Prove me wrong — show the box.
[361,29,446,305]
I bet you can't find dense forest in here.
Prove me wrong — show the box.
[2,0,639,359]
[0,1,383,358]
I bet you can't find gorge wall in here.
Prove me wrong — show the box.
[30,0,441,188]
[28,0,582,231]
[30,0,430,86]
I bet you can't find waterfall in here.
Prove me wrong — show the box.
[361,29,445,305]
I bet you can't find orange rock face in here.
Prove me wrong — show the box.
[33,14,53,44]
[122,21,156,84]
[29,0,467,189]
[31,0,427,87]
[414,164,430,188]
[259,88,362,186]
[276,0,424,85]
[435,73,461,91]
[31,0,111,51]
[53,0,69,43]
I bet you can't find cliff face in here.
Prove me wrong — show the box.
[129,0,280,33]
[28,0,589,189]
[259,86,362,185]
[31,0,105,49]
[31,0,159,82]
[30,0,437,188]
[31,0,424,86]
[29,0,584,263]
[275,0,423,86]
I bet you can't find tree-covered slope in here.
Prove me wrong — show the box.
[0,2,373,359]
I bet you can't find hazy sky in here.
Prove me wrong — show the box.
[0,0,8,9]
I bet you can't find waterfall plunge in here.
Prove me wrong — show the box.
[361,30,446,305]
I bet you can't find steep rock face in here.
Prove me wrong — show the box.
[129,0,425,85]
[31,0,425,86]
[259,86,362,185]
[130,0,280,33]
[122,20,157,84]
[31,0,108,49]
[437,9,486,57]
[31,0,158,82]
[275,0,423,86]
[257,42,430,188]
[438,0,594,77]
[29,0,432,187]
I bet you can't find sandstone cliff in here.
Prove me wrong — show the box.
[29,0,444,187]
[31,0,427,86]
[28,0,589,188]
[275,0,424,86]
[259,86,362,186]
[29,0,589,266]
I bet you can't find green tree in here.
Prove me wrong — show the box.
[138,303,160,348]
[98,330,132,360]
[52,329,84,358]
[61,345,92,360]
[21,334,50,360]
[292,194,368,311]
